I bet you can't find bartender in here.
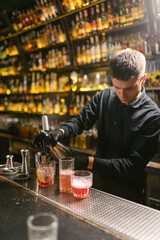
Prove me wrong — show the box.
[33,49,160,203]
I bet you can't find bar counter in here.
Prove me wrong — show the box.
[1,165,160,240]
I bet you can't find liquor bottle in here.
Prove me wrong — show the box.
[68,0,76,11]
[155,34,160,55]
[114,35,122,55]
[86,40,92,64]
[83,0,90,6]
[129,33,137,50]
[75,0,84,9]
[83,9,92,35]
[22,75,27,94]
[107,1,114,29]
[66,48,71,66]
[101,33,108,62]
[50,72,58,92]
[121,35,129,49]
[36,95,42,113]
[138,0,145,20]
[50,2,58,18]
[125,1,133,26]
[12,11,19,31]
[62,0,70,12]
[77,46,82,65]
[71,20,78,39]
[58,50,64,68]
[113,12,120,28]
[43,27,49,48]
[38,52,44,70]
[51,49,56,68]
[54,96,61,114]
[95,36,102,62]
[41,115,72,159]
[95,72,101,89]
[81,74,89,89]
[57,24,66,43]
[79,11,86,38]
[60,98,68,115]
[69,95,76,116]
[119,0,126,28]
[79,95,85,111]
[39,73,45,93]
[131,0,140,22]
[75,14,81,38]
[90,37,96,63]
[30,73,36,94]
[136,32,145,53]
[108,35,114,59]
[62,47,68,67]
[53,25,59,44]
[82,44,87,65]
[50,25,56,44]
[100,2,109,31]
[74,95,80,115]
[95,4,103,31]
[45,74,51,92]
[90,7,97,33]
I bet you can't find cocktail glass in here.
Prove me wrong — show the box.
[59,157,74,193]
[71,170,93,199]
[35,152,56,188]
[27,212,58,240]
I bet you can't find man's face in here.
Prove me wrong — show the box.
[112,75,146,105]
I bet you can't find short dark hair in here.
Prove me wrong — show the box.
[109,49,146,81]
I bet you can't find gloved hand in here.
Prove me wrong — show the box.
[32,129,64,149]
[69,147,89,170]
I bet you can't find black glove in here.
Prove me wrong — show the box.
[32,129,64,149]
[69,147,89,170]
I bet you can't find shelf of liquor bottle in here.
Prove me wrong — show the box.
[0,91,71,97]
[78,61,110,69]
[71,19,148,42]
[0,132,32,143]
[25,42,68,54]
[146,87,160,91]
[0,74,21,79]
[73,90,99,94]
[0,0,106,43]
[0,54,20,61]
[0,27,10,35]
[0,111,70,118]
[29,66,77,73]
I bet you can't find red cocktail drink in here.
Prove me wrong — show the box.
[59,157,74,193]
[59,169,72,192]
[71,179,91,198]
[71,170,93,199]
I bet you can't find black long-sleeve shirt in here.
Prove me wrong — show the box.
[60,87,160,201]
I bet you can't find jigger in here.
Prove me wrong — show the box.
[14,149,30,181]
[0,154,18,176]
[21,149,29,174]
[6,155,14,169]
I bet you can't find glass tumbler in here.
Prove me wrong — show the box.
[59,157,74,192]
[27,212,58,240]
[35,152,56,188]
[71,170,93,199]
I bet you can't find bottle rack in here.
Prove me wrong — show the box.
[0,0,159,154]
